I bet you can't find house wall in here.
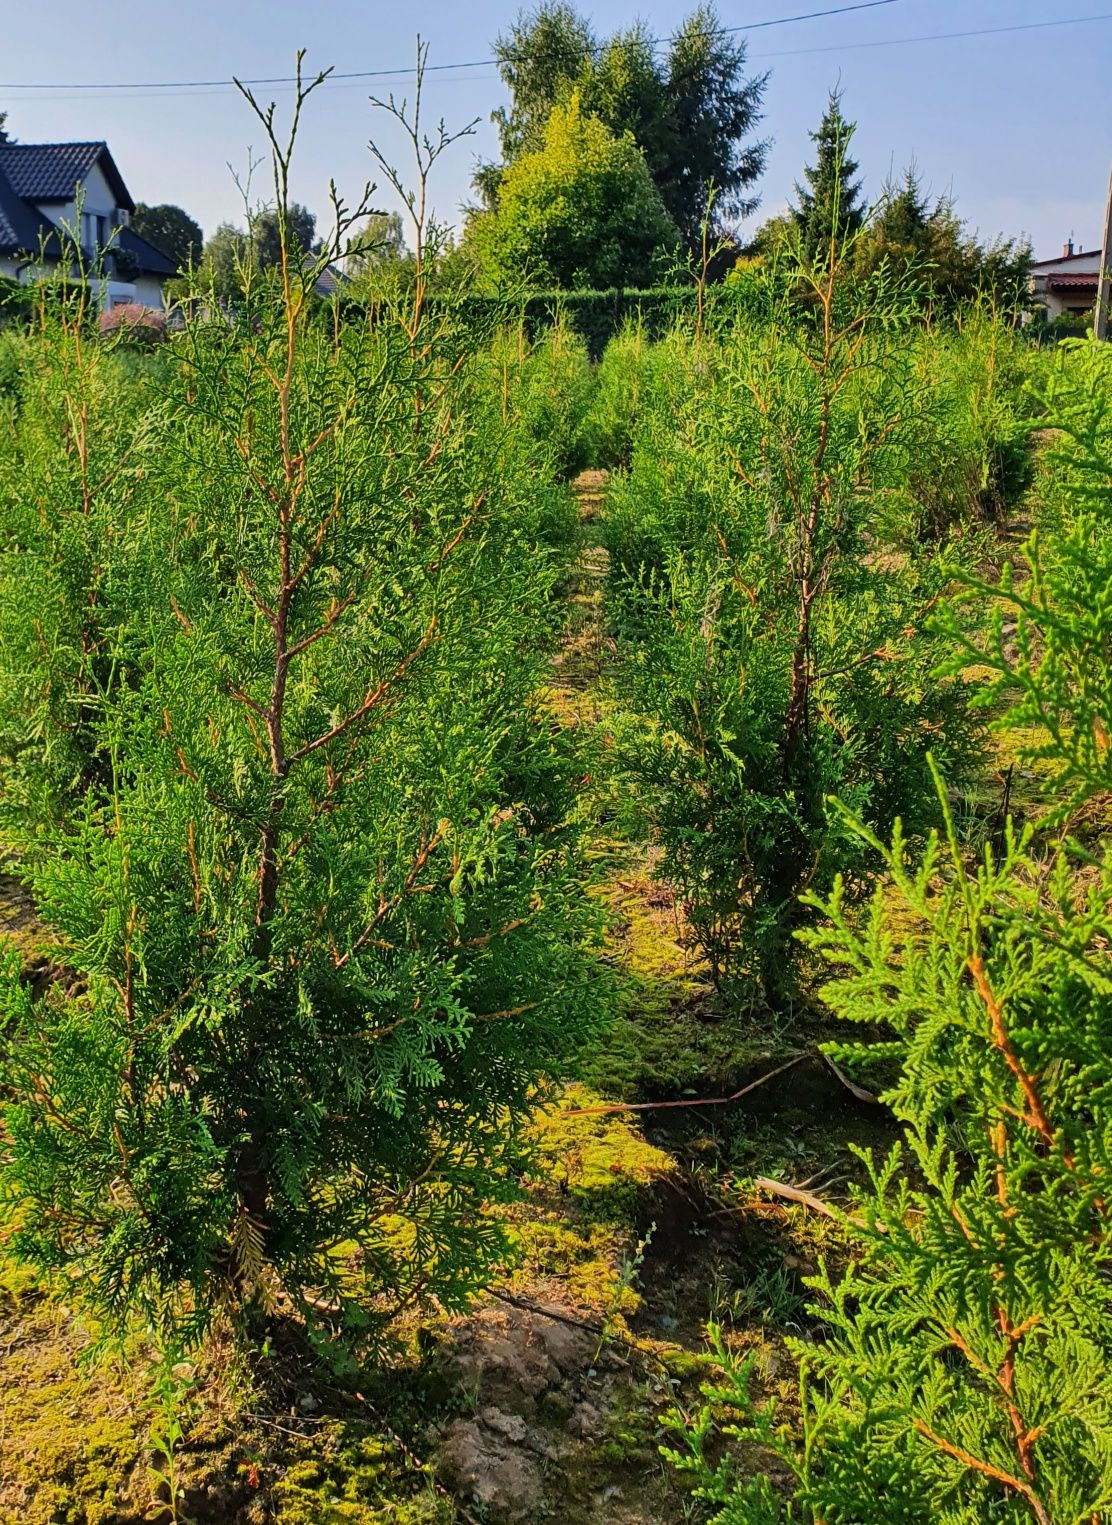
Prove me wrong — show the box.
[1031,251,1101,279]
[103,273,166,310]
[36,162,122,249]
[0,254,22,279]
[1035,284,1099,321]
[1029,251,1102,320]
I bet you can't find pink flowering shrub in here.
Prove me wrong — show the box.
[99,302,166,345]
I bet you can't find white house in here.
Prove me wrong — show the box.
[0,140,176,309]
[1029,240,1102,322]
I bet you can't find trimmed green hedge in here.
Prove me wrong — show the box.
[0,274,94,328]
[337,285,734,358]
[0,274,35,326]
[456,288,695,358]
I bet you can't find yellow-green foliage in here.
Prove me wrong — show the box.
[504,1086,672,1314]
[900,309,1034,533]
[0,1306,144,1524]
[531,1086,671,1204]
[469,93,679,290]
[582,847,760,1099]
[472,319,597,482]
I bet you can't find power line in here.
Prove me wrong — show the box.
[2,6,1109,101]
[754,10,1112,57]
[0,1,910,93]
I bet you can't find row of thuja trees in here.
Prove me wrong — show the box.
[663,346,1112,1525]
[576,229,1112,1513]
[601,246,995,1003]
[0,69,1109,1524]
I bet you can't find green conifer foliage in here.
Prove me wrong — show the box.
[0,280,167,828]
[666,342,1112,1522]
[791,90,865,267]
[0,69,606,1346]
[605,247,983,1003]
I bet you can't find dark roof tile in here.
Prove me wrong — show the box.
[117,224,178,277]
[0,165,59,256]
[0,142,134,211]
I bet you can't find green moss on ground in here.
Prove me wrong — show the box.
[269,1431,450,1524]
[501,1085,673,1317]
[0,1302,144,1525]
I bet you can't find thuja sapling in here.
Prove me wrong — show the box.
[0,262,167,831]
[0,56,607,1347]
[610,215,982,1005]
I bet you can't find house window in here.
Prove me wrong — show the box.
[96,214,108,248]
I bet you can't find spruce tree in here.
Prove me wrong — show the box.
[791,89,865,265]
[856,166,1032,313]
[875,165,930,246]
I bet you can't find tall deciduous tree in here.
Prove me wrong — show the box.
[791,89,865,264]
[346,210,408,271]
[251,201,318,269]
[200,221,249,298]
[200,205,320,298]
[475,0,596,205]
[131,203,204,271]
[475,2,768,246]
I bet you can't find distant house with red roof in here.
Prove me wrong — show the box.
[1029,239,1102,321]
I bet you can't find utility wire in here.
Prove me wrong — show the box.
[2,6,1109,99]
[0,0,910,92]
[756,10,1112,57]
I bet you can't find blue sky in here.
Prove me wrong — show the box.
[2,1,1110,258]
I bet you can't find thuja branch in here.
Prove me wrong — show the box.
[968,954,1054,1146]
[288,618,438,765]
[912,1420,1052,1525]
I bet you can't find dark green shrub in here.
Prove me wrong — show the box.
[0,80,607,1349]
[0,273,35,327]
[607,248,984,1003]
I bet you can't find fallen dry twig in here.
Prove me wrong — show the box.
[752,1176,841,1220]
[560,1053,808,1118]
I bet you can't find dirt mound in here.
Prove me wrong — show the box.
[433,1298,629,1522]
